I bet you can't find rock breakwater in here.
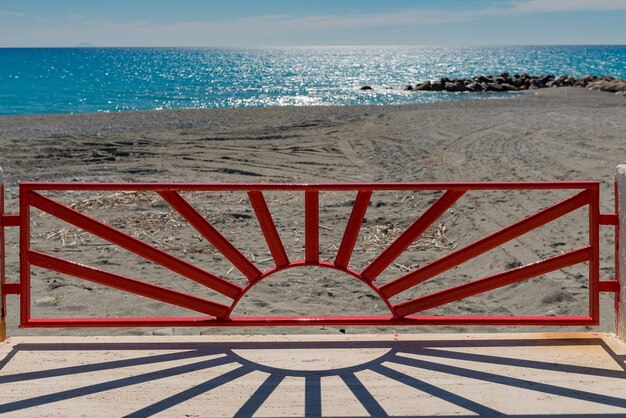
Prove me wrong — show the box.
[361,73,626,96]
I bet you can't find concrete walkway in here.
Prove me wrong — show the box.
[1,332,625,417]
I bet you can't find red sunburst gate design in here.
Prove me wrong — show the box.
[3,181,619,329]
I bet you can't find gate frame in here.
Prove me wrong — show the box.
[0,173,622,339]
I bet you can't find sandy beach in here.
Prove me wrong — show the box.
[1,88,625,336]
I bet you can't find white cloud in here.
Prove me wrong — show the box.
[510,0,626,14]
[0,10,24,17]
[175,0,626,34]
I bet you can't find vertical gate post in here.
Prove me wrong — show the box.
[616,164,626,339]
[0,166,6,341]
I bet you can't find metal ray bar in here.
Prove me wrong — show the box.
[305,191,319,263]
[2,283,19,294]
[599,214,618,225]
[335,191,372,268]
[28,191,241,299]
[159,191,261,281]
[599,281,619,292]
[381,189,591,298]
[393,246,592,318]
[28,251,230,318]
[248,191,289,268]
[362,190,465,282]
[1,215,19,227]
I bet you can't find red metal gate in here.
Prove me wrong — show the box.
[0,181,620,328]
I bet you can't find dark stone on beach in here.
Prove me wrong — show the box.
[415,81,432,91]
[553,75,575,86]
[557,77,568,86]
[360,85,373,90]
[485,82,504,92]
[588,79,626,93]
[511,77,526,88]
[405,73,625,96]
[466,82,484,92]
[445,81,466,92]
[580,75,594,82]
[500,83,518,91]
[430,80,444,91]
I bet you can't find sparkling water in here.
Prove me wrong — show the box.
[1,45,625,115]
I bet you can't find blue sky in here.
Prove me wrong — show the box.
[1,0,625,47]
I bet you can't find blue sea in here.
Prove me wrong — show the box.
[1,46,625,115]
